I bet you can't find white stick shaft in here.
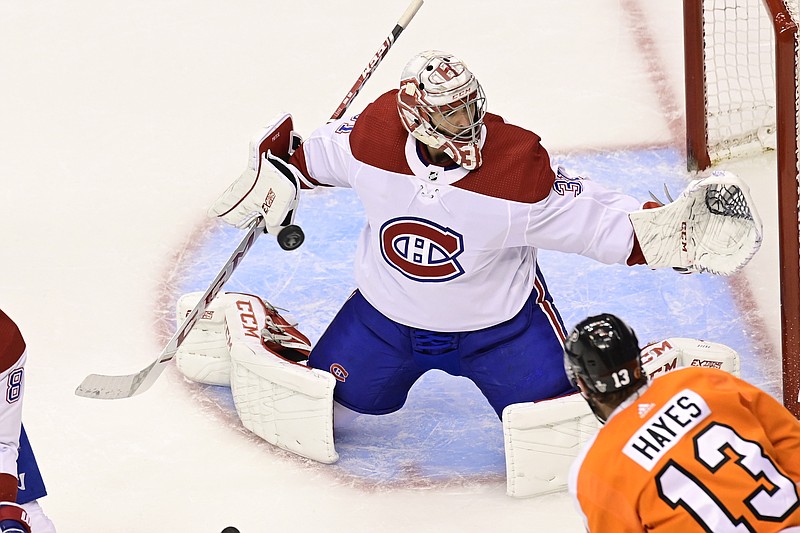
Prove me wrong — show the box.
[330,0,424,121]
[75,0,427,399]
[75,218,266,399]
[398,0,424,28]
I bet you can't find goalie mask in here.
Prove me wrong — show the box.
[564,314,646,401]
[397,50,487,170]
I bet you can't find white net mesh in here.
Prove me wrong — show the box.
[703,0,779,162]
[697,0,800,413]
[705,181,756,220]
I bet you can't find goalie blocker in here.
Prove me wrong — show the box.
[208,113,313,250]
[503,337,741,498]
[175,292,338,464]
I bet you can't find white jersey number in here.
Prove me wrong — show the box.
[611,369,631,389]
[462,144,477,169]
[655,422,799,532]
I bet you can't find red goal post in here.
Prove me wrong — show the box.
[683,0,800,417]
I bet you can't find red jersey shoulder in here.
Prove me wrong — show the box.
[0,309,25,373]
[287,90,413,185]
[346,91,556,202]
[349,90,414,175]
[456,113,555,203]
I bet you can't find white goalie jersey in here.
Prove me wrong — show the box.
[289,91,644,332]
[287,92,762,333]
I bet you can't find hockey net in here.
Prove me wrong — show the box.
[684,0,800,417]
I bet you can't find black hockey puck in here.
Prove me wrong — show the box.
[277,224,305,251]
[220,527,240,533]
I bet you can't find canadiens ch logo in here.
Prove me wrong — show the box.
[330,364,349,382]
[380,217,465,282]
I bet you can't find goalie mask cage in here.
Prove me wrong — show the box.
[684,0,800,417]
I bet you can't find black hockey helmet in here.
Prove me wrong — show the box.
[563,313,645,396]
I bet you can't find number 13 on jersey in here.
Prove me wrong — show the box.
[656,422,800,532]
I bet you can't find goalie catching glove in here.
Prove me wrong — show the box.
[629,170,762,275]
[209,113,311,237]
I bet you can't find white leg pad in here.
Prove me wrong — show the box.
[226,300,338,464]
[175,291,240,386]
[641,337,741,378]
[502,394,598,498]
[503,338,740,499]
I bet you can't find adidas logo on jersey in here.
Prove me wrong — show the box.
[638,403,656,418]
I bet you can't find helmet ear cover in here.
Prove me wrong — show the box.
[563,313,646,397]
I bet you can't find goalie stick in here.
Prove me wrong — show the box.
[75,217,265,399]
[330,0,424,121]
[75,0,424,400]
[237,0,423,248]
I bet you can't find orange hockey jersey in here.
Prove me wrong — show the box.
[569,366,800,532]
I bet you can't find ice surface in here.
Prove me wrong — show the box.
[0,1,781,532]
